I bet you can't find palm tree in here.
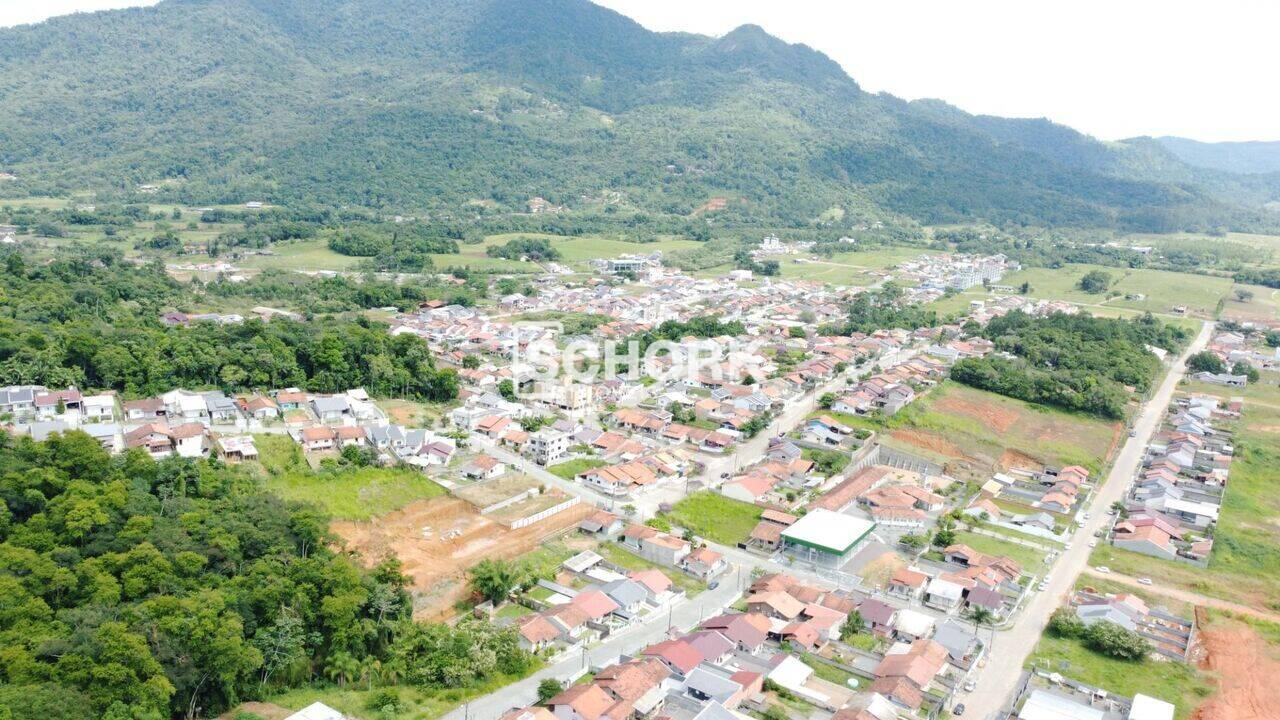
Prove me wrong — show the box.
[967,606,996,627]
[325,651,360,687]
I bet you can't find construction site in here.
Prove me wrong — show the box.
[332,488,592,619]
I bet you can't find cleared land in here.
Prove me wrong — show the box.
[1220,284,1280,323]
[252,434,446,520]
[661,490,764,546]
[874,382,1121,482]
[332,495,591,619]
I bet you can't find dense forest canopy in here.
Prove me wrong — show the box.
[0,432,530,720]
[0,249,459,400]
[0,0,1277,232]
[951,311,1188,418]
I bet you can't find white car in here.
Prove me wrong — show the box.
[1037,581,1047,591]
[1095,566,1111,574]
[1138,577,1153,585]
[1089,539,1098,548]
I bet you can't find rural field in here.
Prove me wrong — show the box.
[876,382,1121,482]
[927,263,1234,319]
[1220,283,1280,323]
[774,246,936,286]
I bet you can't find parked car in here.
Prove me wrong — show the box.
[963,680,976,692]
[1037,581,1047,591]
[1138,577,1153,585]
[954,703,966,716]
[1095,566,1111,574]
[1129,429,1137,438]
[1089,539,1098,548]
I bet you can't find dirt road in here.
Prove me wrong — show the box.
[1080,568,1280,624]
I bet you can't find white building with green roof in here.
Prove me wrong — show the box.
[780,508,876,567]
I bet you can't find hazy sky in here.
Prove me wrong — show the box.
[5,0,1276,143]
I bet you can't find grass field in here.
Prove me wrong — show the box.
[952,530,1049,570]
[927,263,1233,319]
[1220,284,1280,323]
[775,247,936,287]
[1027,635,1212,719]
[548,458,608,480]
[595,542,706,596]
[875,382,1120,482]
[252,434,446,520]
[661,490,763,546]
[238,239,362,271]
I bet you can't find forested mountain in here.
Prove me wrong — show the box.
[1,0,1277,231]
[1151,136,1280,175]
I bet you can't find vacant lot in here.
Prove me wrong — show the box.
[333,495,591,619]
[878,382,1120,482]
[951,530,1048,570]
[1026,634,1212,720]
[252,434,446,520]
[1220,284,1280,323]
[1193,612,1280,720]
[595,541,707,596]
[237,238,362,271]
[549,457,608,480]
[662,490,763,546]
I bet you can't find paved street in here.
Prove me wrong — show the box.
[439,565,749,720]
[961,320,1212,720]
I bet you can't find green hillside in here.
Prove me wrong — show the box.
[0,0,1276,232]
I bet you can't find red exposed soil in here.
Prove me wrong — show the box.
[889,429,967,459]
[1192,619,1280,720]
[332,496,590,620]
[934,394,1019,432]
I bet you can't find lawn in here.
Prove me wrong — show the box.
[376,398,456,428]
[874,382,1121,482]
[252,435,445,520]
[548,458,608,481]
[951,530,1048,570]
[595,542,707,597]
[1027,635,1212,719]
[661,490,763,546]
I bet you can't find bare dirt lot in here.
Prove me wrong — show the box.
[934,392,1020,432]
[333,496,591,620]
[1193,617,1280,720]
